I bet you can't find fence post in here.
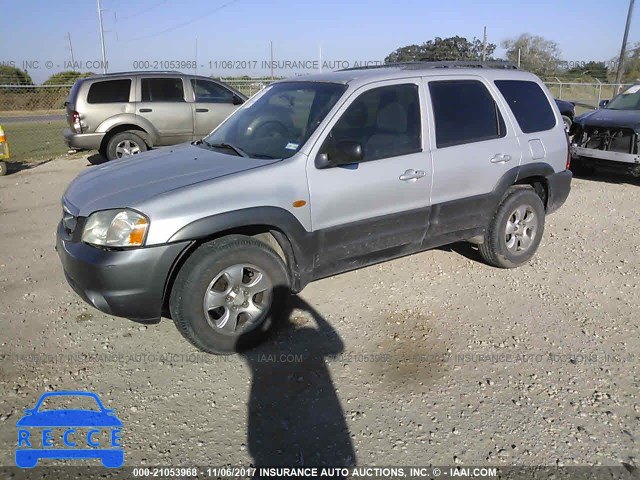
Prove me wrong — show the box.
[555,77,562,99]
[596,79,602,109]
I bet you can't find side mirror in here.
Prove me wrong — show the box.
[232,94,244,106]
[599,99,610,108]
[315,140,363,169]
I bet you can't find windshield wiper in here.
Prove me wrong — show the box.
[204,141,249,158]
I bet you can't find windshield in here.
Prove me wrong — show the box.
[203,81,347,159]
[606,85,640,110]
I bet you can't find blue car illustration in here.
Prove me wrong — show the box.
[15,391,123,468]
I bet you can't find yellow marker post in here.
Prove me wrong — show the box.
[0,124,9,175]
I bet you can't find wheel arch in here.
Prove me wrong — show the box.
[99,124,154,153]
[491,163,553,211]
[161,207,314,317]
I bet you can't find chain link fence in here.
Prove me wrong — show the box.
[0,75,636,163]
[543,80,634,110]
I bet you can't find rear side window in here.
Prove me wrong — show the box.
[429,80,506,148]
[141,78,184,102]
[191,79,234,103]
[86,79,131,104]
[494,80,556,133]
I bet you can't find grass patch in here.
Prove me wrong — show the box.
[3,120,68,162]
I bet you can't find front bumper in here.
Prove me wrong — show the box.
[546,169,572,214]
[572,145,640,165]
[56,222,190,320]
[63,129,105,150]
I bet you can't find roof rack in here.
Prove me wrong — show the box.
[94,70,183,76]
[339,60,518,72]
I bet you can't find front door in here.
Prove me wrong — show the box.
[190,78,241,138]
[306,80,432,275]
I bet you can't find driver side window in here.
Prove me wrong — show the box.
[326,83,421,162]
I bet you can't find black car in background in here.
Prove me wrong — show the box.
[555,98,576,131]
[570,83,640,176]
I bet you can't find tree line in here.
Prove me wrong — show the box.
[3,33,640,85]
[385,33,640,82]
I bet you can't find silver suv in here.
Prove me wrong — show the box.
[63,71,247,160]
[56,61,572,354]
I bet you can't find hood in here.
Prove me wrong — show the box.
[575,108,640,130]
[64,143,280,216]
[16,410,123,427]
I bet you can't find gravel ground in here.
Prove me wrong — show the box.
[0,157,638,473]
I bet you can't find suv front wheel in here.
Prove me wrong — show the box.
[479,186,546,268]
[105,131,148,160]
[169,235,290,354]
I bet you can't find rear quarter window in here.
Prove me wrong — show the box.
[86,79,132,104]
[494,80,556,133]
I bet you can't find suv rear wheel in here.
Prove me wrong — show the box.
[169,235,290,354]
[479,186,545,268]
[106,131,148,160]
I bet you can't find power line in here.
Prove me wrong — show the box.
[118,0,240,42]
[116,0,169,21]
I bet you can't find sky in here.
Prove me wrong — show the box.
[1,0,639,83]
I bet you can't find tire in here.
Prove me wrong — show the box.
[105,131,147,160]
[479,186,545,269]
[561,115,572,131]
[0,161,7,176]
[169,235,290,354]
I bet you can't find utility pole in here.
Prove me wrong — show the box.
[615,0,635,91]
[67,32,76,70]
[270,41,274,80]
[96,0,108,74]
[482,26,487,61]
[517,48,521,68]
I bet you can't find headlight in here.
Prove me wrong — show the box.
[82,209,149,247]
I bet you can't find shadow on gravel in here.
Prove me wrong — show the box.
[87,153,108,165]
[242,295,355,469]
[571,168,640,186]
[438,241,484,263]
[0,159,53,175]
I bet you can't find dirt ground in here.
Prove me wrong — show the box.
[0,156,638,473]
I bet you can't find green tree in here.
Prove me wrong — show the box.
[0,65,33,85]
[502,33,562,76]
[565,61,609,81]
[613,43,640,82]
[384,36,496,63]
[43,71,95,85]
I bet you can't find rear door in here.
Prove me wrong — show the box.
[426,76,522,236]
[135,76,193,145]
[190,78,241,138]
[493,79,564,170]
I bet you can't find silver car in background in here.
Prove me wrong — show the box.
[63,71,247,160]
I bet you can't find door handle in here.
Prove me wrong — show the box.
[139,108,152,113]
[195,108,209,113]
[399,169,426,181]
[490,153,512,163]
